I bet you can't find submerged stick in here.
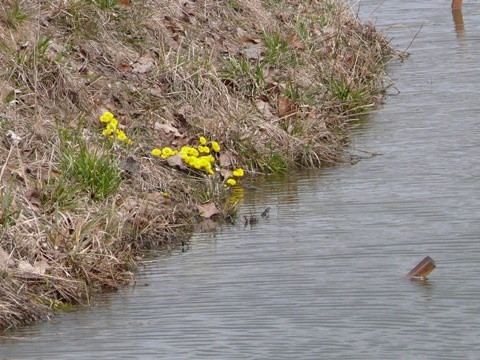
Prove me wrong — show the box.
[407,256,436,280]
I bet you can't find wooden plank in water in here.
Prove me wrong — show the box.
[452,0,463,10]
[407,256,436,280]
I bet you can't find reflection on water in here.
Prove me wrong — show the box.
[1,1,480,359]
[452,9,465,39]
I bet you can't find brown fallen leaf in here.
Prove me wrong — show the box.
[132,54,155,74]
[154,122,182,137]
[25,188,41,207]
[255,98,275,119]
[287,33,305,50]
[0,81,13,105]
[220,168,233,180]
[181,0,196,16]
[0,245,14,268]
[166,153,187,170]
[219,152,233,168]
[164,16,185,35]
[197,201,221,219]
[277,95,296,118]
[240,45,263,60]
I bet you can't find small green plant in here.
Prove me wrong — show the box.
[61,143,122,200]
[227,0,242,11]
[221,56,266,98]
[39,176,84,210]
[329,76,370,113]
[0,2,28,29]
[284,80,324,107]
[58,117,124,202]
[90,0,118,10]
[0,181,19,232]
[329,77,351,100]
[262,31,293,67]
[36,37,52,59]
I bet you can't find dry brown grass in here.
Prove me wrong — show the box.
[0,0,396,330]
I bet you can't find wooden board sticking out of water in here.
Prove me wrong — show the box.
[407,256,436,280]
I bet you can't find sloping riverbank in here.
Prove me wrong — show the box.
[0,0,397,330]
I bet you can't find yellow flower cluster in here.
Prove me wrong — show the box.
[151,147,178,158]
[151,136,243,185]
[226,168,244,186]
[100,111,132,145]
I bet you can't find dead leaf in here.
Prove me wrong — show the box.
[0,81,13,105]
[166,153,187,169]
[25,188,41,207]
[255,98,275,119]
[0,246,14,268]
[165,36,180,52]
[197,201,221,219]
[164,16,185,35]
[154,122,182,137]
[277,95,296,118]
[145,191,166,204]
[287,33,305,50]
[132,54,155,74]
[219,152,233,168]
[33,257,50,275]
[220,168,233,180]
[8,166,25,182]
[18,260,35,273]
[122,156,140,178]
[240,45,263,60]
[117,196,138,212]
[276,13,289,23]
[118,63,133,72]
[181,1,196,16]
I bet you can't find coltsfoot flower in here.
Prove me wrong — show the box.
[232,168,244,177]
[100,111,114,123]
[211,141,220,152]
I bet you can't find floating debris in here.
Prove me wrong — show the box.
[407,256,436,280]
[260,207,271,218]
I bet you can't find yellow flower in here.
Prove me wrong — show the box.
[226,178,236,186]
[211,141,220,152]
[180,146,199,158]
[116,130,127,142]
[100,111,114,123]
[102,128,113,136]
[198,145,210,154]
[109,118,118,130]
[152,148,162,157]
[161,147,177,158]
[199,136,207,145]
[232,168,244,177]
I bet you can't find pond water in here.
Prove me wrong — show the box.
[1,0,480,359]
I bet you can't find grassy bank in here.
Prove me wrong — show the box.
[0,0,396,330]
